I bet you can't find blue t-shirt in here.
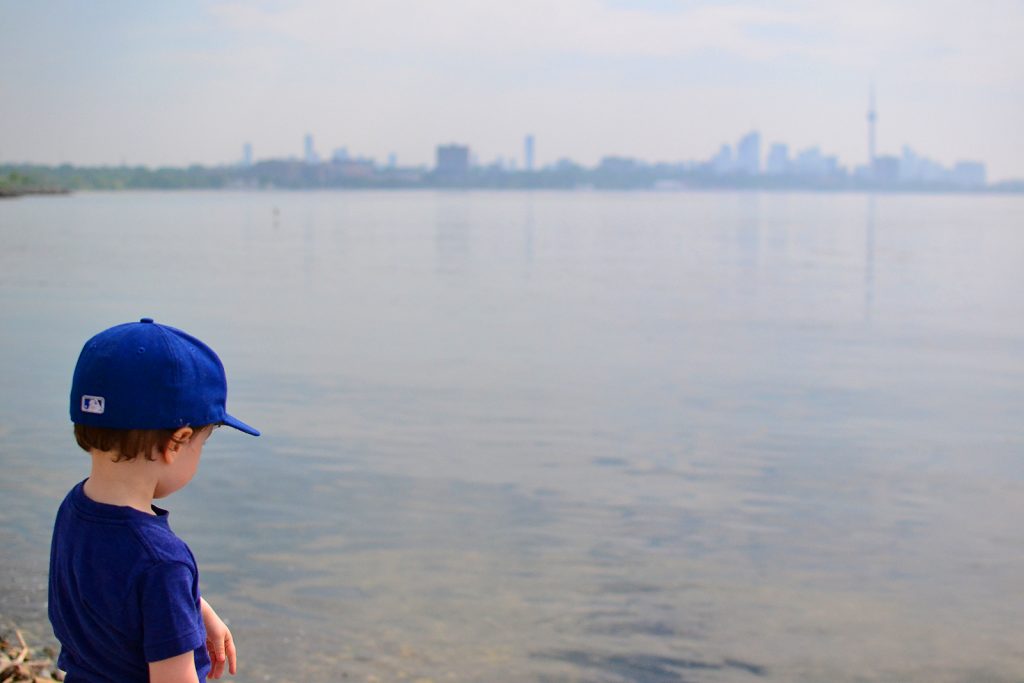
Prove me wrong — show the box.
[48,480,211,682]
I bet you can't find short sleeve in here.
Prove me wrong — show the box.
[139,562,206,663]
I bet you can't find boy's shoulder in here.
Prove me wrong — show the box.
[56,481,197,571]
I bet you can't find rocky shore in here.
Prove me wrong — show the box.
[0,627,62,682]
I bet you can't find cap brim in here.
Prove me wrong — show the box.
[222,413,260,436]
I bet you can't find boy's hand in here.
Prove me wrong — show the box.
[200,598,237,679]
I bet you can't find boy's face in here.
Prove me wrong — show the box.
[154,426,214,499]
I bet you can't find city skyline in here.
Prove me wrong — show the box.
[2,1,1023,180]
[1,118,1008,190]
[243,98,994,187]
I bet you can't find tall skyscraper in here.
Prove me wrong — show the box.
[242,143,253,167]
[867,85,877,173]
[304,134,319,164]
[736,130,761,175]
[524,135,535,172]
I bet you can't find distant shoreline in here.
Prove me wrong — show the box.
[0,187,71,199]
[3,162,1022,195]
[3,185,1024,198]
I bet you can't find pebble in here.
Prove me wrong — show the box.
[0,627,63,681]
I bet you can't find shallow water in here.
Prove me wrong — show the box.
[1,190,1023,681]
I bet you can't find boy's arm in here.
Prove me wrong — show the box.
[200,597,238,679]
[149,651,200,683]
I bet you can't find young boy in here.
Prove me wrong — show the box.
[49,318,259,682]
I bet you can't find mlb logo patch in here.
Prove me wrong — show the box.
[81,395,105,414]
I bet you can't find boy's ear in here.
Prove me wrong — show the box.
[161,427,195,463]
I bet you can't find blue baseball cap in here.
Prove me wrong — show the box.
[70,318,259,436]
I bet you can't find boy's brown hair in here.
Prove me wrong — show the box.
[74,424,213,462]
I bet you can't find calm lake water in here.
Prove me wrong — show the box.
[1,190,1023,682]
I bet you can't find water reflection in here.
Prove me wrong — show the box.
[302,202,316,288]
[434,195,472,275]
[1,191,1023,682]
[864,193,876,323]
[735,192,761,270]
[522,195,535,270]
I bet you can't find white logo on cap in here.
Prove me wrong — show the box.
[82,395,105,414]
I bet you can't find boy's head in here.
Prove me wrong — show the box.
[71,318,259,459]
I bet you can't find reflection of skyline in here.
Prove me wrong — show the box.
[733,193,761,312]
[434,198,472,276]
[522,197,535,270]
[865,194,876,324]
[715,192,882,328]
[735,193,761,271]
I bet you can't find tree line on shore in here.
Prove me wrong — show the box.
[3,162,1023,194]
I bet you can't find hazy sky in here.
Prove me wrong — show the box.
[3,0,1023,179]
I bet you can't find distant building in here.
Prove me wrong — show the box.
[598,156,639,174]
[794,147,824,176]
[524,135,535,172]
[242,143,253,167]
[900,146,949,183]
[304,134,319,164]
[387,152,397,169]
[766,143,789,175]
[900,146,924,181]
[791,146,841,177]
[711,144,733,175]
[553,158,583,173]
[872,155,900,184]
[337,159,376,179]
[736,130,761,175]
[853,164,873,180]
[952,161,986,188]
[435,144,470,176]
[332,147,349,163]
